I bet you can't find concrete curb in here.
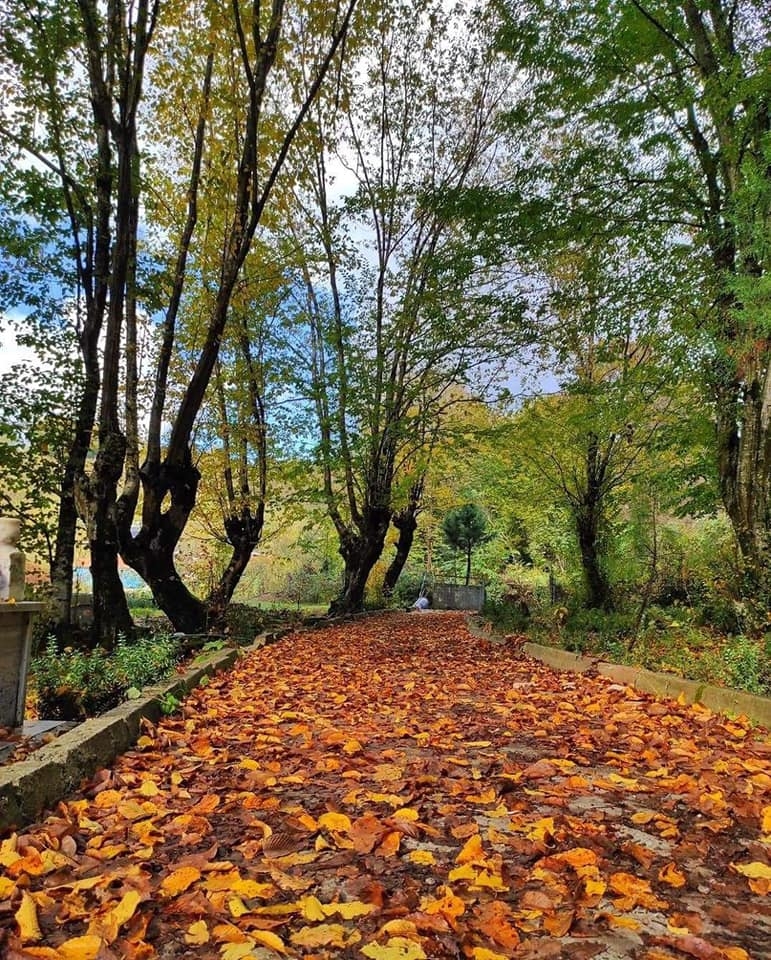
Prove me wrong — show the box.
[523,641,771,729]
[0,629,294,833]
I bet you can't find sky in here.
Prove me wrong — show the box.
[0,322,36,376]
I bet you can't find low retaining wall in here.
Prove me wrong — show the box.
[433,583,486,611]
[523,641,771,729]
[0,611,374,832]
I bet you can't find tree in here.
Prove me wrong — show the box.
[282,0,520,614]
[505,234,689,609]
[442,503,489,586]
[0,0,359,642]
[491,0,771,596]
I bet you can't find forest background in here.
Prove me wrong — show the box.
[1,0,770,697]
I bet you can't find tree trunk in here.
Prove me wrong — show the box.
[90,536,134,648]
[465,545,472,585]
[329,512,391,615]
[206,507,265,629]
[715,352,771,598]
[119,454,207,633]
[73,427,134,648]
[575,504,611,610]
[382,511,418,597]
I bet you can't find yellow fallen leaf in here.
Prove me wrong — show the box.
[732,861,771,880]
[380,920,419,937]
[361,937,427,960]
[185,920,210,945]
[252,929,288,954]
[407,850,436,866]
[87,889,141,942]
[300,894,326,921]
[723,949,750,960]
[606,914,642,932]
[583,877,606,898]
[0,876,15,898]
[161,865,201,896]
[448,863,477,883]
[221,942,257,960]
[138,780,160,798]
[12,949,61,959]
[329,899,377,919]
[57,935,104,960]
[231,878,275,899]
[472,868,509,891]
[762,806,771,834]
[15,891,42,941]
[630,810,657,825]
[318,811,352,833]
[291,923,350,948]
[228,896,250,918]
[525,817,554,841]
[471,949,508,960]
[393,808,419,821]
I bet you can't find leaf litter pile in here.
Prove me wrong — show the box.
[2,612,771,960]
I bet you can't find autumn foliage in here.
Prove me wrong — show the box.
[1,612,770,958]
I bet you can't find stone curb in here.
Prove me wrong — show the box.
[522,641,771,730]
[0,629,295,833]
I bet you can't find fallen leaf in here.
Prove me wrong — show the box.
[15,891,42,942]
[185,920,210,945]
[360,937,427,959]
[161,865,201,896]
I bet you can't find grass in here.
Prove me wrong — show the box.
[482,599,771,698]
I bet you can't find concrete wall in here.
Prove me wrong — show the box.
[433,583,486,611]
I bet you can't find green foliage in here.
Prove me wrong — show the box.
[159,692,182,716]
[722,636,769,697]
[442,503,490,584]
[30,633,182,720]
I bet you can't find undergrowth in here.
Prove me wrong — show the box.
[482,597,771,697]
[29,634,183,721]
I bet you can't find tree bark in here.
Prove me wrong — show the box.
[575,504,611,610]
[382,511,418,597]
[382,478,424,597]
[573,431,613,610]
[120,453,207,632]
[330,510,391,614]
[206,507,265,629]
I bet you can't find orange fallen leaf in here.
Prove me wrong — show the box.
[658,862,687,888]
[456,833,485,864]
[161,865,201,897]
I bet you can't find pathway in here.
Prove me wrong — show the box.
[1,612,770,959]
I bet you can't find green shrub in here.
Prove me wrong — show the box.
[481,597,531,635]
[559,607,635,655]
[723,635,769,695]
[30,633,182,720]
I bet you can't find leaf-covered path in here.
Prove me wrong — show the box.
[2,612,771,959]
